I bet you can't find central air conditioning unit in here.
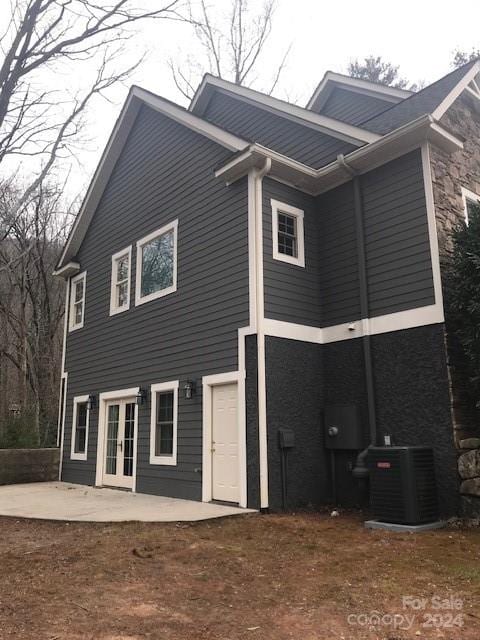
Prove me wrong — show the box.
[367,446,439,525]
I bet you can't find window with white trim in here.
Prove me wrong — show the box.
[136,220,178,306]
[69,271,86,331]
[150,381,178,465]
[271,199,305,267]
[110,246,131,315]
[71,395,89,461]
[461,187,480,225]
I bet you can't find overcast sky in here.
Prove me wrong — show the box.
[5,0,480,197]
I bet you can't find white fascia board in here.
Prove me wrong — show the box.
[52,261,80,279]
[432,61,480,121]
[190,74,380,145]
[56,87,248,271]
[215,116,463,196]
[307,71,413,111]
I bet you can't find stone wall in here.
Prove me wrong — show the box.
[430,94,480,443]
[0,448,60,485]
[458,438,480,516]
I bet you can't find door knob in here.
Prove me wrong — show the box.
[118,440,123,451]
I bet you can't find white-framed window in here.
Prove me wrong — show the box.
[461,187,480,225]
[150,381,179,465]
[271,199,305,267]
[110,246,132,316]
[69,271,86,331]
[71,395,90,461]
[135,220,178,306]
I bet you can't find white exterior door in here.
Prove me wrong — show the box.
[211,382,239,503]
[102,399,136,489]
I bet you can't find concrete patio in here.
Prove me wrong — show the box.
[0,482,254,522]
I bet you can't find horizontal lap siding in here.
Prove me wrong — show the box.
[203,92,356,169]
[263,179,321,326]
[62,105,249,499]
[362,150,435,317]
[319,88,392,126]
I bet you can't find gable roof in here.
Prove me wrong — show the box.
[307,71,412,112]
[55,86,249,271]
[190,74,380,145]
[360,60,480,134]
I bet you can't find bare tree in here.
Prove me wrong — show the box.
[0,0,183,238]
[452,49,480,69]
[347,56,419,91]
[168,0,290,100]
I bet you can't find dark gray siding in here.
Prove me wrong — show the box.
[62,105,249,500]
[203,91,357,169]
[362,150,435,316]
[262,178,321,327]
[318,87,392,126]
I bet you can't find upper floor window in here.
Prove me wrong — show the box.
[71,395,89,461]
[461,187,480,225]
[110,246,131,316]
[150,381,178,465]
[271,199,305,268]
[135,220,178,306]
[69,271,86,331]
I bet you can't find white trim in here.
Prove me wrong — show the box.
[432,61,480,121]
[271,199,305,268]
[95,387,140,489]
[68,271,86,332]
[109,245,132,315]
[461,186,480,225]
[201,370,245,506]
[307,71,412,110]
[53,261,80,279]
[70,395,90,461]
[190,75,379,145]
[149,380,179,466]
[135,219,178,306]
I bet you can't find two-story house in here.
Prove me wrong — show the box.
[54,60,480,516]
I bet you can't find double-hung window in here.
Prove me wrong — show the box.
[136,220,178,306]
[271,200,305,267]
[69,272,86,331]
[71,395,89,461]
[150,381,178,465]
[461,187,480,225]
[110,246,131,315]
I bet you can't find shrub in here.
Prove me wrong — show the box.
[0,411,39,449]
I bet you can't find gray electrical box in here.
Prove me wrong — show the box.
[278,428,295,449]
[324,404,363,450]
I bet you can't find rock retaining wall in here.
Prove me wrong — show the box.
[0,448,60,486]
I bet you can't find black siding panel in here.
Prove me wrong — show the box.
[62,105,249,500]
[319,87,392,126]
[203,92,356,169]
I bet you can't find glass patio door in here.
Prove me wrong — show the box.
[103,399,136,489]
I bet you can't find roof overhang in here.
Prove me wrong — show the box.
[432,60,480,120]
[190,74,380,146]
[53,261,81,279]
[307,71,413,112]
[215,115,463,196]
[56,86,248,272]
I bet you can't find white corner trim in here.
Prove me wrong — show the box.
[109,245,132,316]
[95,387,140,488]
[461,186,480,225]
[271,199,305,268]
[68,271,86,332]
[70,395,90,461]
[135,219,178,307]
[421,143,444,317]
[432,61,480,121]
[149,380,179,466]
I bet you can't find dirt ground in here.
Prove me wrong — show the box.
[0,511,479,640]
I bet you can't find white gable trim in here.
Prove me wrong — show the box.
[307,71,412,111]
[190,74,380,145]
[432,61,480,121]
[56,87,248,272]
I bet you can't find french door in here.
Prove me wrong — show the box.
[103,399,136,489]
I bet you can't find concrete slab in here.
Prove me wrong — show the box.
[365,519,446,532]
[0,482,255,523]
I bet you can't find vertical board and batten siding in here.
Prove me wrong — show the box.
[202,91,357,169]
[62,104,249,500]
[262,178,321,327]
[263,150,435,329]
[317,87,393,127]
[362,150,435,316]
